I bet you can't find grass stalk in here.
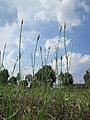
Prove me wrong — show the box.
[18,19,23,80]
[40,46,43,67]
[31,53,34,77]
[44,47,47,65]
[68,40,74,71]
[46,47,50,65]
[12,52,24,77]
[55,25,62,85]
[1,43,6,69]
[38,93,48,120]
[64,22,69,84]
[33,34,40,77]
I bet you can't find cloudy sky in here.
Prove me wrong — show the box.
[0,0,90,83]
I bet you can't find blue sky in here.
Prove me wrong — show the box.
[0,0,90,83]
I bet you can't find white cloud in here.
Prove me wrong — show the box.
[9,0,42,23]
[34,10,49,21]
[4,50,16,74]
[0,23,18,50]
[45,36,71,52]
[1,0,89,28]
[23,30,38,44]
[0,19,38,51]
[34,0,90,28]
[79,0,90,13]
[79,55,90,63]
[69,53,90,83]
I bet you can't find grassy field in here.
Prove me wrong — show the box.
[0,85,90,120]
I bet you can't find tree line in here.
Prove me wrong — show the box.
[0,66,90,88]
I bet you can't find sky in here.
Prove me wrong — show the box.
[0,0,90,83]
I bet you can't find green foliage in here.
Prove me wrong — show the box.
[0,85,90,119]
[9,76,17,84]
[6,96,15,120]
[35,65,56,87]
[38,94,48,120]
[59,72,73,86]
[0,69,9,84]
[16,73,21,82]
[84,70,90,86]
[20,80,28,88]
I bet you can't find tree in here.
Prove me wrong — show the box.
[84,70,90,86]
[9,76,17,84]
[35,65,56,87]
[59,72,73,86]
[0,69,9,84]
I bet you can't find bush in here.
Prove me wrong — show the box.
[84,70,90,86]
[9,76,17,84]
[35,65,56,87]
[59,72,73,86]
[0,69,9,84]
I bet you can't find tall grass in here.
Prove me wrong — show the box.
[12,52,24,77]
[1,43,6,69]
[31,34,40,77]
[0,21,90,120]
[18,19,23,80]
[40,46,50,67]
[54,25,62,85]
[40,46,43,67]
[64,22,69,74]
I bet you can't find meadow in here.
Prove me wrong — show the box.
[0,21,90,120]
[0,85,90,120]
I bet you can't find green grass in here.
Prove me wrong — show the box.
[0,85,90,120]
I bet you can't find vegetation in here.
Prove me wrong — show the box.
[35,65,56,87]
[84,69,90,86]
[0,69,9,84]
[0,20,90,119]
[0,85,90,120]
[59,72,73,86]
[9,76,17,84]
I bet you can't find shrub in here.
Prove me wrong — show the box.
[84,70,90,86]
[35,65,56,87]
[0,69,9,84]
[59,72,73,86]
[9,76,17,84]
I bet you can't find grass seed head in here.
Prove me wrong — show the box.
[21,19,23,25]
[64,22,66,29]
[60,56,63,60]
[37,34,40,41]
[49,46,50,50]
